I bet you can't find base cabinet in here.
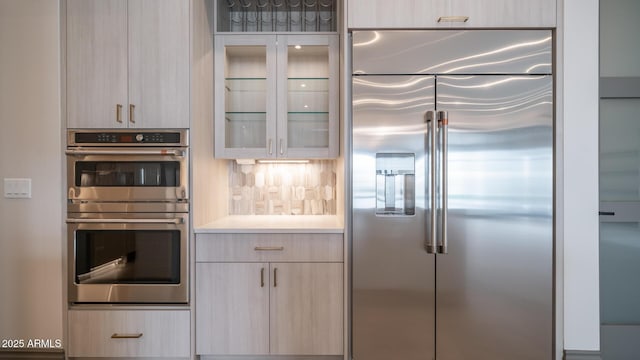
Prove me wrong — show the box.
[195,233,344,356]
[67,309,190,358]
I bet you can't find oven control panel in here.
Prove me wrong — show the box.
[69,130,187,146]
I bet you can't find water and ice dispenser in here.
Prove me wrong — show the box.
[376,153,415,216]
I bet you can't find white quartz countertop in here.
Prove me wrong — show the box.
[195,215,344,234]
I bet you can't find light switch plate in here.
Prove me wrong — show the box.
[4,178,32,198]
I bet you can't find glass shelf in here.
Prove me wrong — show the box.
[225,78,267,91]
[287,112,329,122]
[288,78,329,92]
[225,112,267,122]
[288,78,329,114]
[225,78,267,113]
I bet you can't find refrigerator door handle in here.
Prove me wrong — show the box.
[426,110,437,254]
[438,111,449,254]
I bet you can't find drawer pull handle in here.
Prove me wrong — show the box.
[111,333,143,339]
[254,246,284,251]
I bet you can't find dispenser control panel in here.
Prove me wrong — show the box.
[376,153,415,216]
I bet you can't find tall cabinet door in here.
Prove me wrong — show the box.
[66,0,128,128]
[435,75,553,360]
[195,263,270,355]
[128,0,189,128]
[270,263,343,355]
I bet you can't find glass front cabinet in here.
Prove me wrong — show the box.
[214,34,339,159]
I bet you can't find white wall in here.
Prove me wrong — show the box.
[562,0,600,352]
[0,0,63,344]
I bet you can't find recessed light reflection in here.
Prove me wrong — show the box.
[418,36,552,73]
[353,31,381,47]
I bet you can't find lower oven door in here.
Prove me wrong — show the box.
[67,213,188,304]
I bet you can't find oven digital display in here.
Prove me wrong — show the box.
[73,132,182,144]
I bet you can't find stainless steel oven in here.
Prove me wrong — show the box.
[66,129,190,304]
[67,212,188,304]
[66,129,188,212]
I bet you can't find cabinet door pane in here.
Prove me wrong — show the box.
[128,0,189,128]
[66,0,127,128]
[270,263,343,355]
[195,263,269,355]
[225,46,267,148]
[600,99,640,201]
[287,45,330,149]
[601,0,640,77]
[601,222,640,323]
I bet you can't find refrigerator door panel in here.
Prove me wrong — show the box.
[352,75,436,360]
[435,75,553,360]
[353,30,552,76]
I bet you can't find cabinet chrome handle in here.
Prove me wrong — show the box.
[426,111,436,254]
[111,333,143,339]
[260,267,265,287]
[273,267,278,287]
[254,246,284,251]
[116,104,123,123]
[438,111,449,255]
[129,104,135,124]
[268,138,273,155]
[279,139,284,155]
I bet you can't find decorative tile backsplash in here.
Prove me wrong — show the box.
[229,161,336,215]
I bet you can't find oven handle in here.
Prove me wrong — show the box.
[65,149,184,157]
[66,218,184,224]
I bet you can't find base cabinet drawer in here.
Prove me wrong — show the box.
[196,233,343,262]
[68,309,190,358]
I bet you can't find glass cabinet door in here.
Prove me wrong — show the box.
[277,35,339,158]
[215,34,338,159]
[215,35,277,158]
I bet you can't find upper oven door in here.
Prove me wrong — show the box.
[66,147,189,205]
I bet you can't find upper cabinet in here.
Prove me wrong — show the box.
[66,0,189,129]
[214,34,339,159]
[348,0,556,28]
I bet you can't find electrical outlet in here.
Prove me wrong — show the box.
[4,178,32,199]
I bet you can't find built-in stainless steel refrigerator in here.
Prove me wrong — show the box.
[351,30,554,360]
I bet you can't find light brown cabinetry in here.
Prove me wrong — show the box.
[195,233,343,356]
[66,0,189,128]
[348,0,556,28]
[67,309,190,358]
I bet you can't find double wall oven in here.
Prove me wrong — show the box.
[66,129,189,304]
